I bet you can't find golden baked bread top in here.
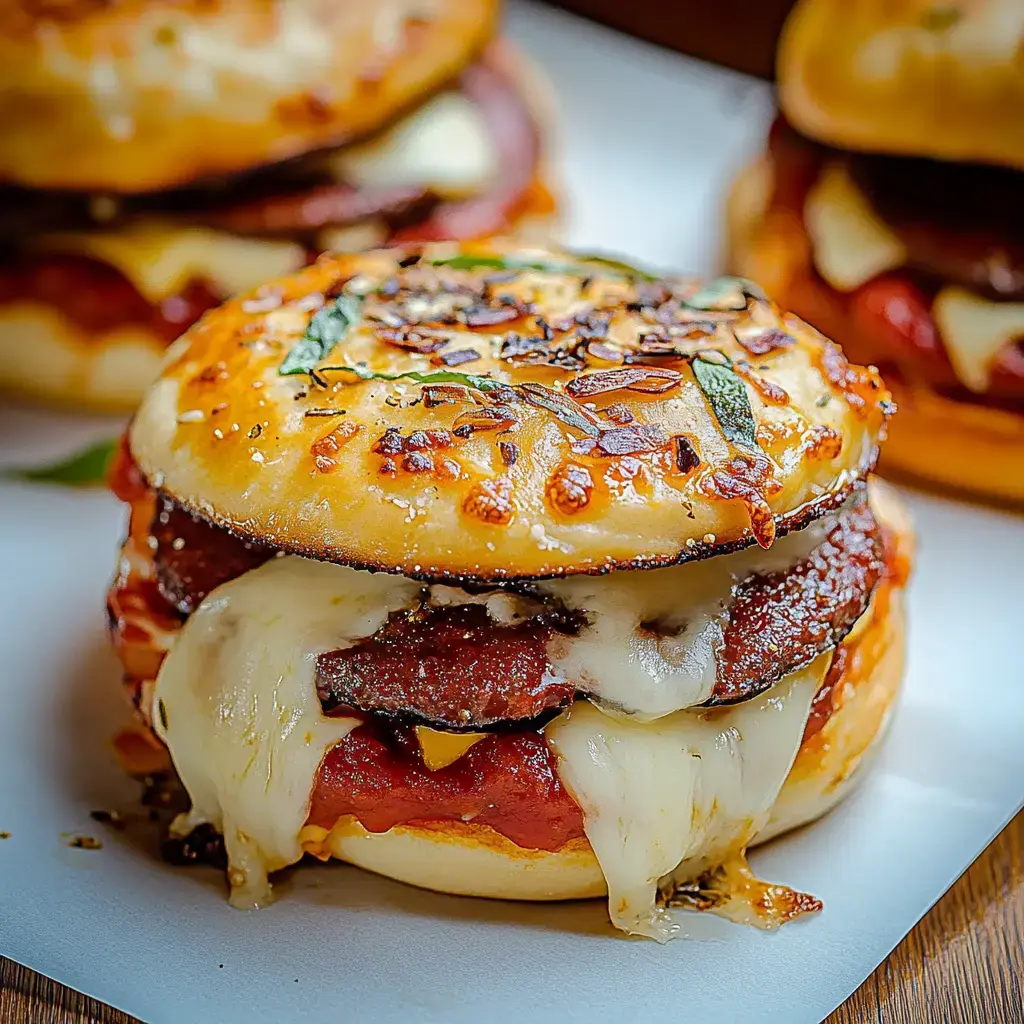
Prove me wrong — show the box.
[129,241,893,581]
[0,0,497,192]
[779,0,1024,170]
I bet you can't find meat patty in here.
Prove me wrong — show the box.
[147,485,884,728]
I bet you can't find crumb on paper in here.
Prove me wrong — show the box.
[90,809,127,830]
[68,835,103,850]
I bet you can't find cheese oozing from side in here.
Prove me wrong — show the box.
[327,90,498,200]
[154,512,838,920]
[537,508,838,718]
[545,654,827,940]
[153,555,419,908]
[33,222,305,305]
[932,286,1024,393]
[804,160,907,293]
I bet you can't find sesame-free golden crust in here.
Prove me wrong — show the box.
[129,240,893,580]
[779,0,1024,170]
[0,0,497,192]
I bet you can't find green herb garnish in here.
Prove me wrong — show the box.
[430,254,579,274]
[280,294,362,376]
[683,276,763,312]
[319,365,507,392]
[570,252,659,281]
[429,252,656,280]
[2,438,117,486]
[691,355,760,450]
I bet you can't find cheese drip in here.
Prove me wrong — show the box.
[933,286,1024,393]
[154,506,839,912]
[804,161,907,293]
[537,508,838,718]
[34,221,304,305]
[329,90,497,199]
[546,655,827,941]
[153,555,419,908]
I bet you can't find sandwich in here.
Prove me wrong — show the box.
[0,0,555,411]
[106,240,911,939]
[727,0,1024,504]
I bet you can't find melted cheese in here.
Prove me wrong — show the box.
[546,655,827,940]
[415,727,487,771]
[34,221,304,304]
[804,161,907,293]
[155,511,839,918]
[329,90,497,200]
[153,555,419,907]
[933,286,1024,393]
[538,510,837,718]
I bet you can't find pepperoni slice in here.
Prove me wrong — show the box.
[711,494,884,704]
[316,604,576,730]
[307,723,585,852]
[145,489,885,718]
[151,493,273,616]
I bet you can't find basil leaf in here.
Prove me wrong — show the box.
[280,295,362,375]
[430,252,655,280]
[571,252,659,281]
[429,254,578,274]
[683,276,763,312]
[691,356,760,450]
[319,365,506,392]
[3,438,117,486]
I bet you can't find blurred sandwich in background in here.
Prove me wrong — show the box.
[727,0,1024,505]
[0,0,558,411]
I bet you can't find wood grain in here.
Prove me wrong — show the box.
[3,811,1022,1023]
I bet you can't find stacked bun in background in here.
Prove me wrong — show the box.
[728,0,1024,504]
[0,0,556,410]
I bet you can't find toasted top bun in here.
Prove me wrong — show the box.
[779,0,1024,170]
[129,241,892,581]
[0,0,496,193]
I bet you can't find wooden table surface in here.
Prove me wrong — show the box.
[3,810,1021,1023]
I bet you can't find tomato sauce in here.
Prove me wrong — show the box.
[307,723,586,852]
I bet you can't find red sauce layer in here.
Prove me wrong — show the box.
[307,723,586,852]
[766,119,1024,407]
[0,253,223,343]
[316,603,576,730]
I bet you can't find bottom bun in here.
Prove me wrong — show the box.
[726,156,1024,507]
[0,304,168,412]
[301,821,606,902]
[297,482,911,903]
